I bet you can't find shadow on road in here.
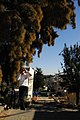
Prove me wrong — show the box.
[33,111,80,120]
[32,102,80,120]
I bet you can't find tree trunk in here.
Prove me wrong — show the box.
[76,85,79,105]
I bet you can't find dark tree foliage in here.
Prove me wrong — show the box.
[33,67,45,91]
[0,0,79,83]
[60,43,80,105]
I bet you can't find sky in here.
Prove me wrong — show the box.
[31,2,80,75]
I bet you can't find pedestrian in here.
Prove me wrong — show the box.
[17,65,31,110]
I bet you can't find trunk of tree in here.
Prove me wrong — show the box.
[76,83,79,105]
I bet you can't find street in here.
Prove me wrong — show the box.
[0,108,35,120]
[0,103,80,120]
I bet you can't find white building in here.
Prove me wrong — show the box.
[27,67,34,101]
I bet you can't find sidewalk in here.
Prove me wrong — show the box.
[0,103,4,113]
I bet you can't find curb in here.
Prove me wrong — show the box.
[0,105,4,113]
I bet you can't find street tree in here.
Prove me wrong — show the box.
[60,43,80,105]
[0,0,80,83]
[33,67,45,91]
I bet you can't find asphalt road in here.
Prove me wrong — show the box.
[0,103,80,120]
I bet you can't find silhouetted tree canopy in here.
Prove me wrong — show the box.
[0,0,80,83]
[60,43,80,105]
[33,67,45,91]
